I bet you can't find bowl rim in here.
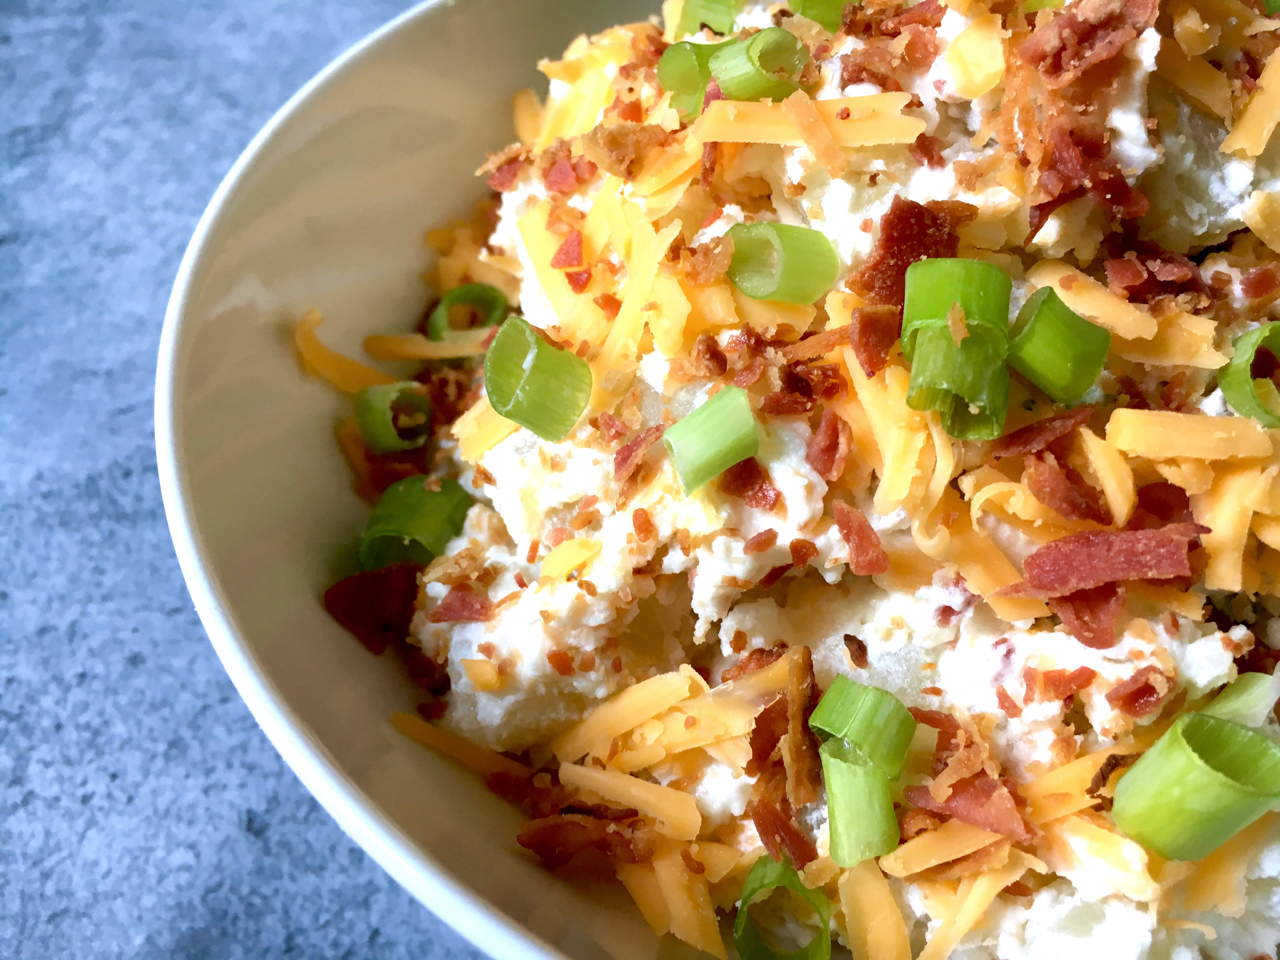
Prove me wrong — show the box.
[154,5,565,958]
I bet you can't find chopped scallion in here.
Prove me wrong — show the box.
[901,258,1013,360]
[358,476,472,570]
[676,0,743,38]
[1021,0,1063,10]
[733,853,832,960]
[709,27,810,102]
[1220,322,1280,428]
[483,316,592,441]
[658,40,731,121]
[726,222,838,304]
[664,385,759,493]
[1203,672,1280,728]
[809,676,917,779]
[352,382,434,455]
[820,739,900,867]
[1112,713,1280,861]
[907,323,1010,440]
[791,0,845,32]
[425,283,508,341]
[1007,286,1110,405]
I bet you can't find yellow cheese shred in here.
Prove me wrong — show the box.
[1106,408,1272,460]
[945,13,1006,99]
[652,839,728,959]
[518,200,611,346]
[1111,308,1229,369]
[918,850,1046,960]
[939,486,1050,622]
[363,328,491,361]
[540,537,602,580]
[1040,814,1160,902]
[1222,47,1280,156]
[693,95,925,147]
[1180,811,1280,916]
[452,398,520,464]
[879,819,1004,878]
[839,860,912,960]
[550,668,699,762]
[616,861,671,935]
[1079,426,1136,527]
[558,763,702,840]
[1155,457,1215,495]
[1156,38,1232,119]
[1244,190,1280,254]
[780,90,848,176]
[1022,739,1148,825]
[1026,261,1158,340]
[512,88,544,147]
[294,308,397,394]
[391,712,532,778]
[1192,464,1275,591]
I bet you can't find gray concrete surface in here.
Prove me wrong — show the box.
[0,2,490,957]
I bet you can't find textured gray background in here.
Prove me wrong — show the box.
[0,2,489,957]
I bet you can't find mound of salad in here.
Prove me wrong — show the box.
[298,0,1280,956]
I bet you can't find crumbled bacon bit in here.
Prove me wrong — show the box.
[597,411,628,442]
[910,708,960,733]
[845,634,869,668]
[840,46,903,91]
[1043,666,1098,700]
[723,646,787,684]
[901,808,944,841]
[759,565,791,589]
[1018,0,1159,90]
[611,656,623,673]
[806,409,852,482]
[1029,121,1149,238]
[882,0,946,33]
[1105,665,1172,718]
[517,813,655,869]
[322,563,423,655]
[991,407,1094,458]
[546,650,576,676]
[750,795,818,867]
[526,540,541,564]
[836,106,851,120]
[744,530,779,555]
[733,357,767,388]
[910,133,946,168]
[631,507,656,544]
[514,572,528,590]
[1051,583,1126,649]
[671,333,729,382]
[850,196,963,306]
[477,641,496,659]
[614,425,666,483]
[429,584,495,623]
[792,361,845,400]
[565,268,592,294]
[790,539,819,567]
[674,237,734,285]
[832,500,890,575]
[543,157,591,194]
[921,686,943,696]
[904,775,1032,842]
[783,647,823,809]
[848,304,903,377]
[546,526,574,549]
[780,326,850,363]
[1244,265,1280,301]
[719,458,783,510]
[900,23,941,69]
[487,157,528,192]
[550,230,584,269]
[1006,523,1205,597]
[996,685,1022,718]
[593,293,622,320]
[1024,452,1112,525]
[1103,246,1204,304]
[1126,481,1194,530]
[581,121,670,180]
[761,390,816,416]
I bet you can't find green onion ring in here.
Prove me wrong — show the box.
[808,676,917,779]
[483,316,592,442]
[425,283,508,341]
[726,222,839,304]
[663,385,759,493]
[1008,286,1110,406]
[1203,672,1280,728]
[820,739,901,867]
[791,0,845,32]
[352,381,433,455]
[709,27,810,103]
[1220,322,1280,427]
[658,40,732,121]
[358,476,473,570]
[676,0,743,38]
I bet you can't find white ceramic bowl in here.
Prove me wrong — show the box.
[154,3,668,958]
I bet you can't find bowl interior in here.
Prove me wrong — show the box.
[156,2,683,959]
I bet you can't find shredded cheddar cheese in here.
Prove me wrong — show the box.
[1244,190,1280,254]
[1026,261,1158,339]
[945,13,1006,99]
[839,860,912,960]
[1156,38,1232,119]
[1106,409,1272,461]
[558,763,702,840]
[879,819,1004,878]
[1222,47,1280,156]
[452,398,520,464]
[295,309,397,394]
[391,712,532,778]
[540,537,602,580]
[693,95,926,147]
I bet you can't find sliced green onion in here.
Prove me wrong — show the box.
[726,223,838,304]
[791,0,845,32]
[658,40,732,121]
[820,739,900,867]
[901,258,1012,361]
[1266,0,1280,16]
[664,385,759,493]
[676,0,743,38]
[1203,672,1280,728]
[358,476,472,570]
[425,283,508,340]
[1220,322,1280,427]
[709,27,810,102]
[1112,713,1280,861]
[809,676,917,779]
[1007,287,1110,405]
[484,316,592,441]
[733,853,832,960]
[352,382,433,455]
[1021,0,1063,10]
[907,324,1010,440]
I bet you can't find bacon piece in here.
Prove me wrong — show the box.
[1042,666,1098,700]
[429,583,495,623]
[1018,0,1159,89]
[543,158,580,194]
[487,157,527,192]
[806,409,852,482]
[614,425,665,482]
[840,46,903,91]
[784,647,823,809]
[996,685,1022,718]
[1105,665,1173,718]
[851,196,962,306]
[486,771,569,819]
[517,813,656,869]
[882,0,946,33]
[719,458,783,510]
[674,237,734,285]
[1244,264,1280,301]
[845,634,869,668]
[1030,121,1149,236]
[792,362,845,400]
[904,775,1032,843]
[581,122,670,180]
[597,412,628,442]
[323,563,423,655]
[901,808,944,841]
[1050,583,1126,649]
[1126,482,1194,530]
[733,357,766,388]
[550,229,584,269]
[832,500,890,575]
[761,390,816,416]
[991,407,1094,458]
[790,539,819,566]
[910,133,946,169]
[593,293,622,320]
[744,530,778,555]
[1024,453,1112,524]
[900,23,941,69]
[910,708,960,733]
[1103,247,1203,304]
[780,326,850,362]
[848,304,902,377]
[748,797,818,868]
[723,645,787,684]
[1009,523,1205,597]
[1086,752,1139,802]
